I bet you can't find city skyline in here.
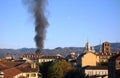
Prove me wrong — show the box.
[0,0,120,49]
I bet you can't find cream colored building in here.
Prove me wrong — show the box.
[38,56,55,63]
[14,72,39,78]
[38,54,64,63]
[85,66,108,78]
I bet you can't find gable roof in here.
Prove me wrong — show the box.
[0,61,23,71]
[3,68,21,78]
[0,62,38,78]
[79,51,96,58]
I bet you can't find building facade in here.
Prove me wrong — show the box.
[80,52,99,67]
[38,55,64,63]
[85,66,108,78]
[77,41,99,67]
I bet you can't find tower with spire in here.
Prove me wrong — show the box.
[91,46,95,52]
[85,40,91,52]
[84,40,95,53]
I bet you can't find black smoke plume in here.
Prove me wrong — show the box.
[23,0,48,54]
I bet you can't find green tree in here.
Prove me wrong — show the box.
[47,60,74,78]
[48,62,63,78]
[57,60,74,77]
[39,62,52,78]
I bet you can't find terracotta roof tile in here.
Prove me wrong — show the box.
[0,61,23,71]
[1,63,38,78]
[3,68,21,78]
[0,61,38,78]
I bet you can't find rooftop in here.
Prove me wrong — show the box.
[85,66,108,70]
[0,61,38,78]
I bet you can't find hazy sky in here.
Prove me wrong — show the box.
[0,0,120,49]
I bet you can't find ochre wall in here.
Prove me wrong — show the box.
[82,52,97,67]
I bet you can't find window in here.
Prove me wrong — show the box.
[95,71,97,75]
[87,71,93,75]
[97,71,100,75]
[26,74,29,77]
[96,71,99,75]
[31,73,36,77]
[43,60,45,62]
[102,71,104,75]
[105,71,108,75]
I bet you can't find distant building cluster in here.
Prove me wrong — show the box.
[0,41,120,78]
[0,53,64,78]
[67,41,120,78]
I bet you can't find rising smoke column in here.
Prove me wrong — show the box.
[23,0,48,54]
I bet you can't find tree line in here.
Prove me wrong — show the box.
[39,60,86,78]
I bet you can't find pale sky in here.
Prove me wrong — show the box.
[0,0,120,49]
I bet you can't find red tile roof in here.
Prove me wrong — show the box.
[0,62,6,67]
[3,67,38,78]
[0,61,23,71]
[3,68,21,78]
[0,61,38,78]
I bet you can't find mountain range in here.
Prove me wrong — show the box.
[0,43,120,58]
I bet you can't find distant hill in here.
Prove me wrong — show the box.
[0,43,120,58]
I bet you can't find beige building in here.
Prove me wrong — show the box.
[81,52,99,67]
[85,66,108,78]
[38,54,64,63]
[79,41,119,66]
[23,53,64,63]
[78,41,99,67]
[14,71,39,78]
[77,41,120,78]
